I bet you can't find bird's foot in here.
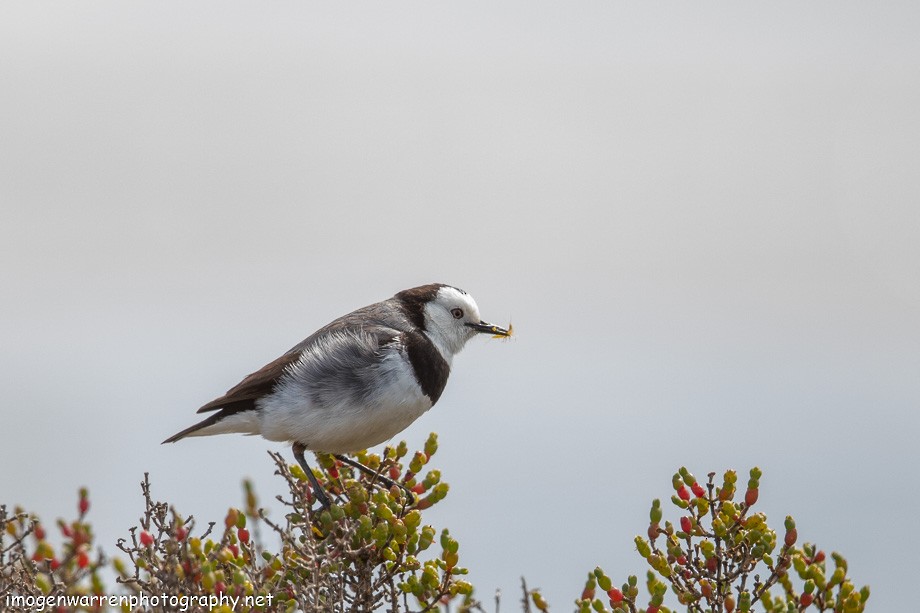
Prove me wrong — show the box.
[333,454,418,506]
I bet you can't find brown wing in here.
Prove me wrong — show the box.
[196,351,302,414]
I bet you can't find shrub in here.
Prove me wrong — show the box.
[0,438,867,612]
[572,468,869,613]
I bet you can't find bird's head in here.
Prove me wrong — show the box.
[397,284,511,359]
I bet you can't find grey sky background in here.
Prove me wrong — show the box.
[2,2,918,609]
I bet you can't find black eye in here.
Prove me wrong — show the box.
[451,308,464,319]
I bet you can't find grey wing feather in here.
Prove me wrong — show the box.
[286,299,411,353]
[282,325,404,409]
[198,299,410,414]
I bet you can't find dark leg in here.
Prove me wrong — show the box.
[293,442,332,509]
[333,454,417,504]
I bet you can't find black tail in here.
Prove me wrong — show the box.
[161,412,226,444]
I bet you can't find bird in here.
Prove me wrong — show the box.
[163,283,511,507]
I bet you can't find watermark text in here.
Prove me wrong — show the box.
[6,592,273,611]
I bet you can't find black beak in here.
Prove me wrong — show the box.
[465,321,512,337]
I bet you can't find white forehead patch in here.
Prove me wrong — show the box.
[436,285,481,320]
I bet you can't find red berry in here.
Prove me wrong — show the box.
[77,551,89,568]
[607,588,624,603]
[228,544,239,557]
[800,593,814,607]
[784,528,798,548]
[581,588,595,600]
[389,465,401,480]
[34,524,46,540]
[647,523,659,540]
[647,606,659,613]
[50,558,61,570]
[676,555,687,566]
[79,497,90,515]
[680,516,692,533]
[139,531,154,547]
[745,488,759,506]
[677,485,690,501]
[237,528,250,544]
[814,550,826,563]
[706,556,718,572]
[175,526,187,541]
[328,466,339,479]
[214,581,226,595]
[691,482,706,498]
[412,484,425,494]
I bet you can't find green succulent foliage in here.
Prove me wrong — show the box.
[0,490,105,611]
[574,468,869,613]
[0,433,475,612]
[1,453,868,613]
[274,432,467,610]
